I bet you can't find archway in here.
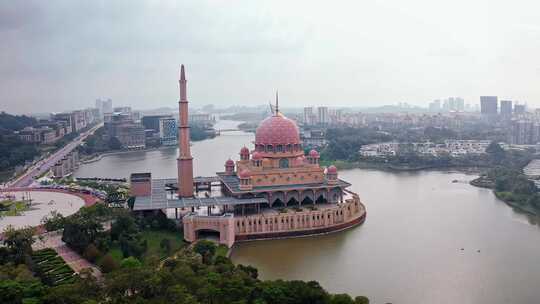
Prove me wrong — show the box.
[301,189,315,205]
[287,197,299,206]
[273,198,285,208]
[195,229,221,242]
[301,196,314,205]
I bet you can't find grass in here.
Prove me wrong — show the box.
[32,249,75,286]
[105,229,185,265]
[215,244,229,258]
[0,200,29,216]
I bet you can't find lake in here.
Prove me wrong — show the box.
[74,121,540,304]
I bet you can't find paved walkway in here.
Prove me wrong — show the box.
[33,231,103,278]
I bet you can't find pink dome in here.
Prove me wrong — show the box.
[252,152,263,160]
[255,114,300,145]
[327,165,337,174]
[295,156,304,165]
[239,169,251,179]
[240,146,249,155]
[309,149,320,158]
[225,159,234,166]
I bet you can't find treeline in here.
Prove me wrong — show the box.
[321,127,392,162]
[0,112,37,134]
[0,112,41,177]
[190,124,216,141]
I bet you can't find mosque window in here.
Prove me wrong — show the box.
[279,158,289,168]
[277,145,283,152]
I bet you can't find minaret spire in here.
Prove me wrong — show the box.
[177,64,194,197]
[275,90,279,115]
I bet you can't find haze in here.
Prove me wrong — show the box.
[2,0,540,114]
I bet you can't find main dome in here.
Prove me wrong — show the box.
[255,113,300,145]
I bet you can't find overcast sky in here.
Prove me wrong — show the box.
[2,0,540,114]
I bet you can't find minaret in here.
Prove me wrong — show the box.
[177,65,194,197]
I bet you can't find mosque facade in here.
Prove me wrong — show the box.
[131,65,366,247]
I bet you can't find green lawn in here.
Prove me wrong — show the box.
[106,229,185,265]
[0,200,29,216]
[215,244,229,258]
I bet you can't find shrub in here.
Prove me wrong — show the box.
[160,238,171,254]
[83,244,101,263]
[99,254,118,273]
[120,257,142,269]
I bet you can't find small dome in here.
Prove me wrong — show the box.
[225,159,234,166]
[252,152,263,160]
[295,156,304,166]
[255,114,300,145]
[240,146,250,155]
[309,149,320,158]
[327,165,337,174]
[239,169,251,179]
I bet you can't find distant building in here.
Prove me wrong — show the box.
[142,115,171,132]
[480,96,498,115]
[159,117,177,146]
[303,107,315,125]
[102,99,113,114]
[514,104,526,114]
[189,113,214,127]
[301,129,326,147]
[510,120,533,145]
[429,100,441,112]
[52,150,79,178]
[500,100,513,118]
[318,106,329,125]
[106,113,146,149]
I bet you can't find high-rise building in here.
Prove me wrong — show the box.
[318,106,329,125]
[514,104,526,114]
[456,97,465,111]
[510,120,533,145]
[480,96,498,115]
[500,100,513,118]
[429,100,441,112]
[304,107,314,125]
[142,115,172,132]
[159,117,177,146]
[103,99,113,114]
[95,99,103,118]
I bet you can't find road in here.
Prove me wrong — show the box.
[8,123,103,188]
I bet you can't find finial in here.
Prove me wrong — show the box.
[180,64,186,81]
[275,90,279,114]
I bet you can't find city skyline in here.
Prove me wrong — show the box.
[3,1,540,114]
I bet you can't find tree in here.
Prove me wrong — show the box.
[119,234,147,258]
[486,141,505,163]
[160,238,172,254]
[193,240,216,264]
[2,226,35,264]
[99,254,119,273]
[354,296,370,304]
[41,211,66,232]
[83,244,101,263]
[110,213,138,241]
[331,294,355,304]
[62,217,103,253]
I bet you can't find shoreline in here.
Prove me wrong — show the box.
[469,176,540,217]
[326,159,486,175]
[80,146,175,164]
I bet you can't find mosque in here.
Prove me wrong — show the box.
[130,65,366,247]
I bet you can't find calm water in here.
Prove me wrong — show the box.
[74,121,540,304]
